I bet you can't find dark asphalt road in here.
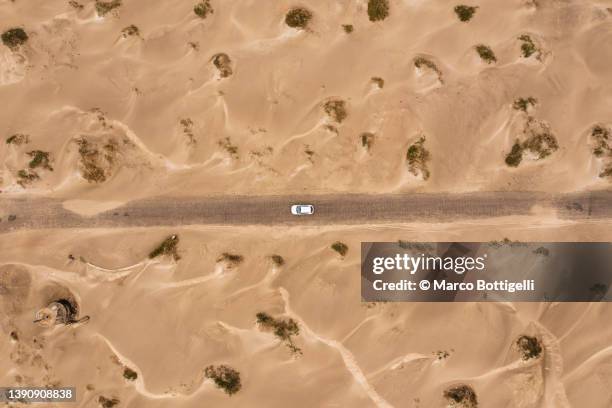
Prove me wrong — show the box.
[0,191,610,233]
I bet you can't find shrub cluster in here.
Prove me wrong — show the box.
[256,312,302,355]
[194,1,213,19]
[212,53,233,78]
[475,44,497,64]
[454,5,478,22]
[516,335,543,360]
[505,118,558,167]
[149,235,181,261]
[2,28,28,49]
[95,0,122,17]
[331,241,348,256]
[204,365,241,395]
[285,8,312,29]
[513,97,537,113]
[368,0,390,22]
[406,136,431,180]
[444,384,478,408]
[323,99,348,123]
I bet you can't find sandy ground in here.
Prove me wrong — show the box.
[1,222,611,408]
[1,0,612,200]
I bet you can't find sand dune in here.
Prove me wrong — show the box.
[2,0,611,199]
[1,223,611,407]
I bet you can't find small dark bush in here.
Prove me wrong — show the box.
[6,133,29,145]
[406,136,431,179]
[518,34,538,58]
[342,24,354,33]
[2,28,28,49]
[371,77,384,88]
[331,241,348,256]
[95,0,122,17]
[98,396,120,408]
[17,169,40,187]
[217,252,244,266]
[475,44,497,63]
[194,1,213,18]
[590,125,610,158]
[123,367,137,381]
[454,5,478,22]
[600,164,612,178]
[516,335,543,360]
[212,53,232,78]
[27,150,53,171]
[285,7,312,29]
[361,132,375,150]
[218,137,238,158]
[270,254,285,266]
[505,141,524,167]
[69,1,84,10]
[513,97,537,113]
[368,0,390,22]
[444,384,478,407]
[122,25,139,37]
[323,99,348,123]
[149,235,180,261]
[204,365,241,395]
[256,312,302,355]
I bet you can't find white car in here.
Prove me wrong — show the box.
[291,204,315,215]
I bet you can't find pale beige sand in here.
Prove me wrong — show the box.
[1,0,612,200]
[1,221,611,407]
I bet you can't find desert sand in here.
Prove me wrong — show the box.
[1,0,612,199]
[1,222,612,407]
[1,0,612,407]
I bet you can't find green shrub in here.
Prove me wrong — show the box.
[95,0,122,17]
[505,141,523,167]
[17,169,39,187]
[212,53,232,78]
[513,97,537,113]
[270,254,285,266]
[256,312,302,355]
[323,99,348,123]
[454,5,478,22]
[443,384,478,408]
[406,136,431,179]
[121,25,139,37]
[123,367,138,381]
[204,365,241,395]
[331,241,348,256]
[6,133,29,145]
[475,44,496,63]
[218,137,238,158]
[27,150,53,171]
[149,235,180,261]
[2,28,28,49]
[285,7,312,29]
[518,34,538,58]
[368,0,390,22]
[217,252,244,266]
[69,1,84,10]
[516,335,543,360]
[194,1,213,19]
[342,24,354,33]
[98,396,120,408]
[590,125,610,158]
